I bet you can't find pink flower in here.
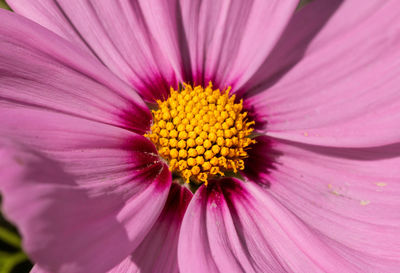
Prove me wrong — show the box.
[1,0,400,272]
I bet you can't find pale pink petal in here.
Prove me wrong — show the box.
[0,9,151,133]
[244,0,400,147]
[179,178,362,272]
[0,142,170,273]
[29,183,186,273]
[29,266,45,273]
[7,0,185,101]
[0,111,171,273]
[236,0,342,98]
[180,0,298,87]
[108,184,192,273]
[266,139,400,272]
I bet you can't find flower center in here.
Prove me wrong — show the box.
[146,82,255,185]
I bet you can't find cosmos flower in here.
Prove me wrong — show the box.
[0,0,400,272]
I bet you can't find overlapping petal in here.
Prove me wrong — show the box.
[178,0,298,87]
[7,0,186,101]
[30,184,191,273]
[0,104,172,273]
[108,184,192,273]
[244,0,400,147]
[7,0,300,101]
[0,9,151,134]
[0,134,171,273]
[235,0,343,97]
[179,178,361,273]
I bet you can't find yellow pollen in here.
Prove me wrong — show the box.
[145,82,255,185]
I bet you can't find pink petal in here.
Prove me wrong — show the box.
[108,184,192,273]
[266,139,400,272]
[0,113,171,272]
[29,265,46,273]
[178,178,361,272]
[180,0,298,87]
[244,0,400,147]
[8,0,184,101]
[0,9,151,134]
[236,0,342,98]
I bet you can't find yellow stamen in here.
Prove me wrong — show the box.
[146,82,255,185]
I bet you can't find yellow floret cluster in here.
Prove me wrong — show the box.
[145,82,255,185]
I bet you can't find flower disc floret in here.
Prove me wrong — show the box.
[146,82,255,185]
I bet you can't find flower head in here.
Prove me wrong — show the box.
[1,1,400,273]
[146,82,255,184]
